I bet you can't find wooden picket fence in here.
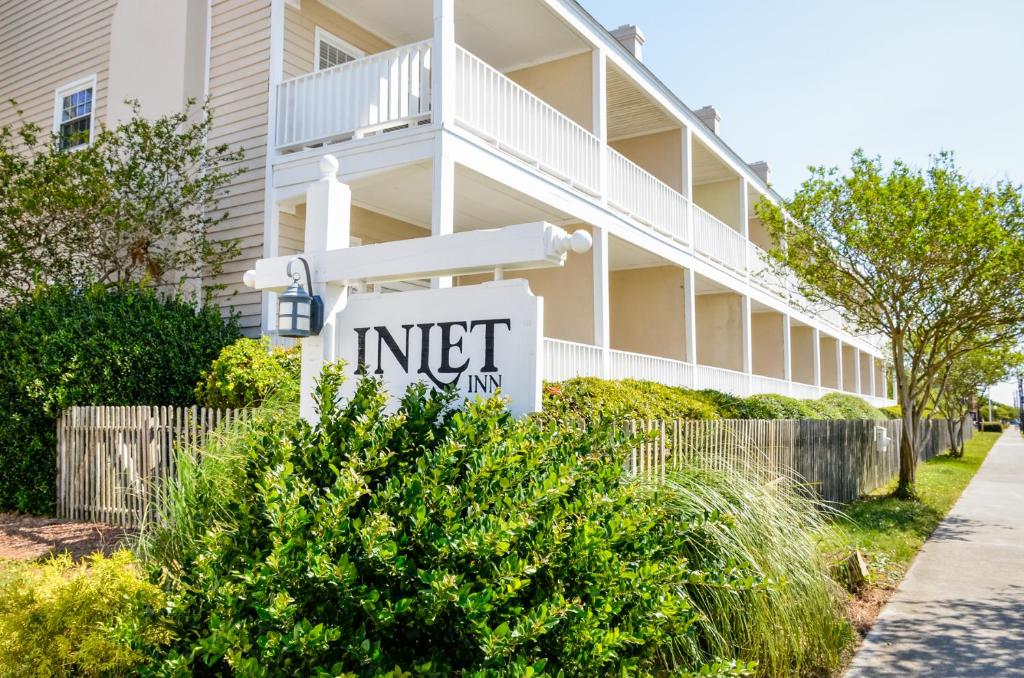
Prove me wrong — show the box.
[56,406,250,526]
[55,407,973,526]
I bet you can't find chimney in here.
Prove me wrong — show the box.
[749,161,771,185]
[610,24,645,61]
[695,105,720,135]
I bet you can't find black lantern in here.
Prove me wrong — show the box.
[277,257,324,338]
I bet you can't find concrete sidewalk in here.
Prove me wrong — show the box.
[846,429,1024,677]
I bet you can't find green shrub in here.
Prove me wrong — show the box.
[811,393,886,420]
[542,377,719,420]
[149,370,766,675]
[881,405,902,420]
[0,550,169,676]
[692,389,757,419]
[981,421,1004,433]
[194,337,300,408]
[742,394,824,420]
[0,284,239,513]
[658,465,852,676]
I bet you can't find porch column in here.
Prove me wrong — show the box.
[261,0,286,332]
[782,314,792,387]
[869,357,877,399]
[812,327,821,393]
[593,226,610,378]
[432,0,455,128]
[742,295,752,393]
[683,268,697,365]
[836,341,844,391]
[681,127,693,244]
[738,177,749,269]
[592,49,608,201]
[430,145,455,288]
[854,348,862,395]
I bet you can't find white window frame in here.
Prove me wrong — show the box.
[52,74,97,150]
[313,27,364,72]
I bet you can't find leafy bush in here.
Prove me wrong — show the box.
[742,394,824,420]
[0,284,239,513]
[194,337,300,408]
[0,550,169,676]
[542,377,719,420]
[658,465,852,676]
[981,421,1004,433]
[811,393,886,420]
[148,370,767,675]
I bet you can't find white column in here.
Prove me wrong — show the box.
[681,127,693,245]
[432,0,455,128]
[742,295,752,394]
[683,268,697,365]
[836,341,844,391]
[812,327,821,391]
[430,140,455,288]
[738,177,750,271]
[261,0,286,333]
[869,357,877,398]
[299,156,351,421]
[592,226,610,378]
[854,348,862,395]
[592,49,607,201]
[782,314,792,383]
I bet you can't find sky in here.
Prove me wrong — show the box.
[580,0,1024,405]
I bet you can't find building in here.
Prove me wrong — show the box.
[0,0,893,406]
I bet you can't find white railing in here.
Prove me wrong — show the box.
[543,338,603,382]
[693,364,751,396]
[608,348,693,387]
[746,242,789,294]
[454,46,601,195]
[750,373,793,396]
[606,147,689,244]
[789,382,823,400]
[693,205,747,273]
[276,40,432,150]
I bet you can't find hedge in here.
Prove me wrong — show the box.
[543,378,887,422]
[0,284,239,513]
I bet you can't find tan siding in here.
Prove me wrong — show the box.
[283,0,391,80]
[205,0,271,334]
[0,0,116,145]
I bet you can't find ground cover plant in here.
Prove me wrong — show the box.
[0,284,239,513]
[0,550,169,676]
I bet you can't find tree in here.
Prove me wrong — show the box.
[0,100,244,306]
[756,150,1024,498]
[932,343,1022,457]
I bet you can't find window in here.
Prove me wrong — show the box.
[315,27,363,71]
[53,76,96,150]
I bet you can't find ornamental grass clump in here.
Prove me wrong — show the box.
[146,366,766,676]
[654,464,854,676]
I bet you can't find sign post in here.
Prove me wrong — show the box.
[245,155,591,420]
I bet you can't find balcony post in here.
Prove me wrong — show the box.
[592,49,608,202]
[681,126,693,245]
[430,146,455,288]
[812,327,822,394]
[854,348,863,395]
[738,177,750,271]
[592,226,610,378]
[261,0,286,333]
[742,295,752,395]
[432,0,455,128]
[683,268,697,365]
[836,340,844,392]
[869,356,878,398]
[782,314,792,394]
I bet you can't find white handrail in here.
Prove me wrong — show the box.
[276,40,433,150]
[454,46,601,195]
[609,348,693,387]
[543,338,604,382]
[692,205,747,272]
[606,147,689,244]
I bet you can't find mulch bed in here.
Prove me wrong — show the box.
[0,512,134,562]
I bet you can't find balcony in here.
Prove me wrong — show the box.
[542,338,893,407]
[272,42,856,342]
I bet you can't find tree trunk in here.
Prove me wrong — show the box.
[896,419,917,498]
[946,418,962,458]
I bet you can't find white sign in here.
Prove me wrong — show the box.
[335,279,543,416]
